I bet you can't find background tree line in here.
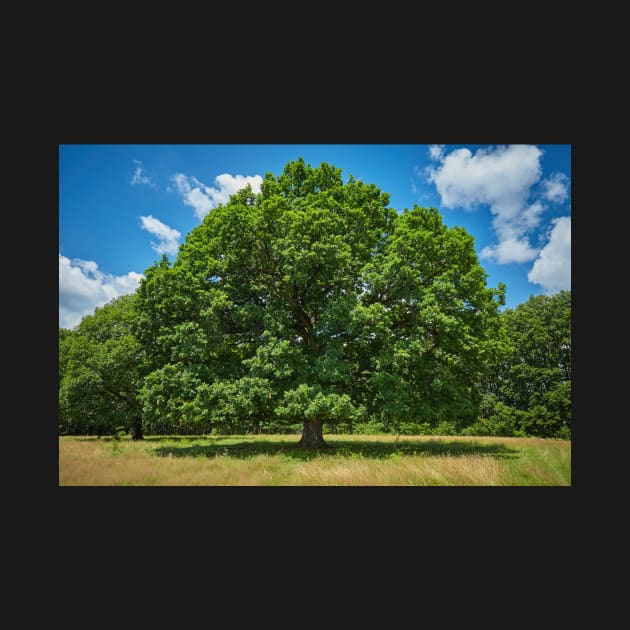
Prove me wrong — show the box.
[59,160,571,445]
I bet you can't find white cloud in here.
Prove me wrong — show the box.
[427,144,543,214]
[541,172,569,203]
[428,144,445,161]
[480,238,539,264]
[171,172,263,219]
[139,215,181,256]
[426,144,553,264]
[519,201,545,232]
[131,160,157,189]
[527,216,571,293]
[59,254,144,329]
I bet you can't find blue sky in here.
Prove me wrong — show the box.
[59,144,571,329]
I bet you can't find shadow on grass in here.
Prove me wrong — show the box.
[152,438,519,461]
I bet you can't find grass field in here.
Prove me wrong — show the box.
[59,434,571,486]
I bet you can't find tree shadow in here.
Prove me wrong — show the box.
[152,437,519,461]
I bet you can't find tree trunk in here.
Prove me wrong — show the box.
[131,419,144,440]
[297,417,327,449]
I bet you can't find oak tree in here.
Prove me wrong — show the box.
[135,159,505,448]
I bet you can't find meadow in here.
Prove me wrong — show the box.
[59,434,571,486]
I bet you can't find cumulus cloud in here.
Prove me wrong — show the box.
[131,160,157,189]
[427,144,543,214]
[479,238,539,264]
[171,172,263,219]
[59,254,144,329]
[139,215,181,256]
[426,144,554,264]
[541,172,569,203]
[527,216,571,293]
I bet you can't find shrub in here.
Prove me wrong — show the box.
[431,420,459,436]
[353,420,387,435]
[398,422,433,435]
[555,425,571,440]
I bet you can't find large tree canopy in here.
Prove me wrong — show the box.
[134,158,506,447]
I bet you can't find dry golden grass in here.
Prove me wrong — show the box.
[59,440,286,486]
[288,455,503,486]
[59,434,570,486]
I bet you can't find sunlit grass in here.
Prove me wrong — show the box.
[59,434,571,486]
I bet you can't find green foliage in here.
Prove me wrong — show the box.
[359,206,506,431]
[59,294,147,438]
[110,432,123,456]
[353,420,388,435]
[397,422,433,435]
[479,291,571,438]
[431,420,460,436]
[138,363,205,434]
[132,158,504,438]
[275,384,363,425]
